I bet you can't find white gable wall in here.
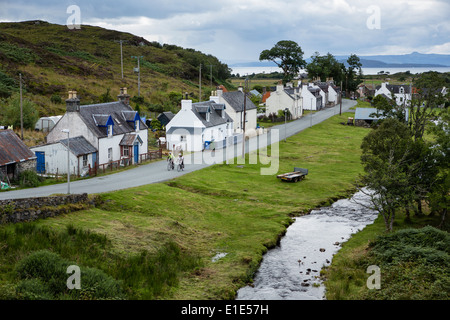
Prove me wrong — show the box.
[31,143,94,176]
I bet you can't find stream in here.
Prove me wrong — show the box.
[236,190,378,300]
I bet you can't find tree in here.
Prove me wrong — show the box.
[259,40,306,84]
[344,54,362,96]
[359,118,415,232]
[306,52,344,83]
[0,93,38,130]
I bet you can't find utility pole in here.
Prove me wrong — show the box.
[120,40,124,79]
[115,39,127,79]
[241,78,248,159]
[131,56,143,96]
[199,64,202,102]
[207,64,213,91]
[340,81,343,116]
[19,73,23,140]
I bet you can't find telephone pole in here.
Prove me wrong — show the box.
[241,78,248,159]
[19,73,23,140]
[207,64,213,91]
[199,64,202,102]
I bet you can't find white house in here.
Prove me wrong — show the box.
[264,82,303,119]
[31,136,97,176]
[212,87,258,137]
[375,82,412,106]
[301,84,323,111]
[165,99,234,152]
[45,88,148,168]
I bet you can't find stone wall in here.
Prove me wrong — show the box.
[0,193,97,224]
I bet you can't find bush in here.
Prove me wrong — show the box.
[18,170,43,188]
[16,278,53,300]
[368,226,450,265]
[15,249,125,300]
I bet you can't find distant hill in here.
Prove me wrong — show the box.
[231,52,450,68]
[0,20,232,118]
[336,52,450,68]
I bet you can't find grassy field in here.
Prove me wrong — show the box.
[0,112,372,299]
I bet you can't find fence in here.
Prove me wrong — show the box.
[88,149,162,176]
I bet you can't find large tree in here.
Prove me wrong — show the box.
[259,40,306,84]
[344,54,362,96]
[359,118,415,232]
[306,52,344,84]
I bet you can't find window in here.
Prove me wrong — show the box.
[108,148,112,161]
[180,135,185,142]
[82,155,88,167]
[123,147,129,157]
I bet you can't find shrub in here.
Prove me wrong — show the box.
[16,278,53,300]
[15,249,125,300]
[18,170,43,188]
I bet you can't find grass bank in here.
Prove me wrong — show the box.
[322,201,449,300]
[0,112,371,299]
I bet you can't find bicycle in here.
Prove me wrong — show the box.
[177,159,184,172]
[167,158,174,171]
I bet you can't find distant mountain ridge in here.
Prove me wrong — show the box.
[230,52,450,68]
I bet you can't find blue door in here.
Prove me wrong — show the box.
[92,152,97,168]
[35,151,45,174]
[134,143,139,164]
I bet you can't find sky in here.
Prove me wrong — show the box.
[1,0,449,65]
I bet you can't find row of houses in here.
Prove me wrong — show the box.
[264,79,341,119]
[358,82,447,106]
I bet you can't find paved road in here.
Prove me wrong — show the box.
[0,100,356,200]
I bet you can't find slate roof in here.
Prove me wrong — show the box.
[192,101,233,128]
[221,91,257,112]
[119,133,143,146]
[0,130,36,166]
[376,84,411,94]
[59,136,97,156]
[78,101,147,138]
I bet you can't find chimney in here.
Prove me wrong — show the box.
[181,98,192,111]
[209,90,220,104]
[216,86,223,98]
[66,90,80,112]
[118,87,130,105]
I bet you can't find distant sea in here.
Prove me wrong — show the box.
[230,66,450,77]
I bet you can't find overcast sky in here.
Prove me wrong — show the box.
[1,0,449,65]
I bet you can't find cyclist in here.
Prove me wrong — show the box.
[177,153,184,170]
[167,152,175,169]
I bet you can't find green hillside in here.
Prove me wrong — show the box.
[0,20,233,118]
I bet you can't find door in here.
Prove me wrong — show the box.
[92,152,97,168]
[35,151,45,174]
[134,143,139,164]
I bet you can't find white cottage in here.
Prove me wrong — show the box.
[31,136,97,176]
[45,88,148,168]
[166,99,234,152]
[264,83,303,119]
[375,83,412,106]
[212,87,258,136]
[301,84,323,110]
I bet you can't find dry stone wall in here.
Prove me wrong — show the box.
[0,193,97,224]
